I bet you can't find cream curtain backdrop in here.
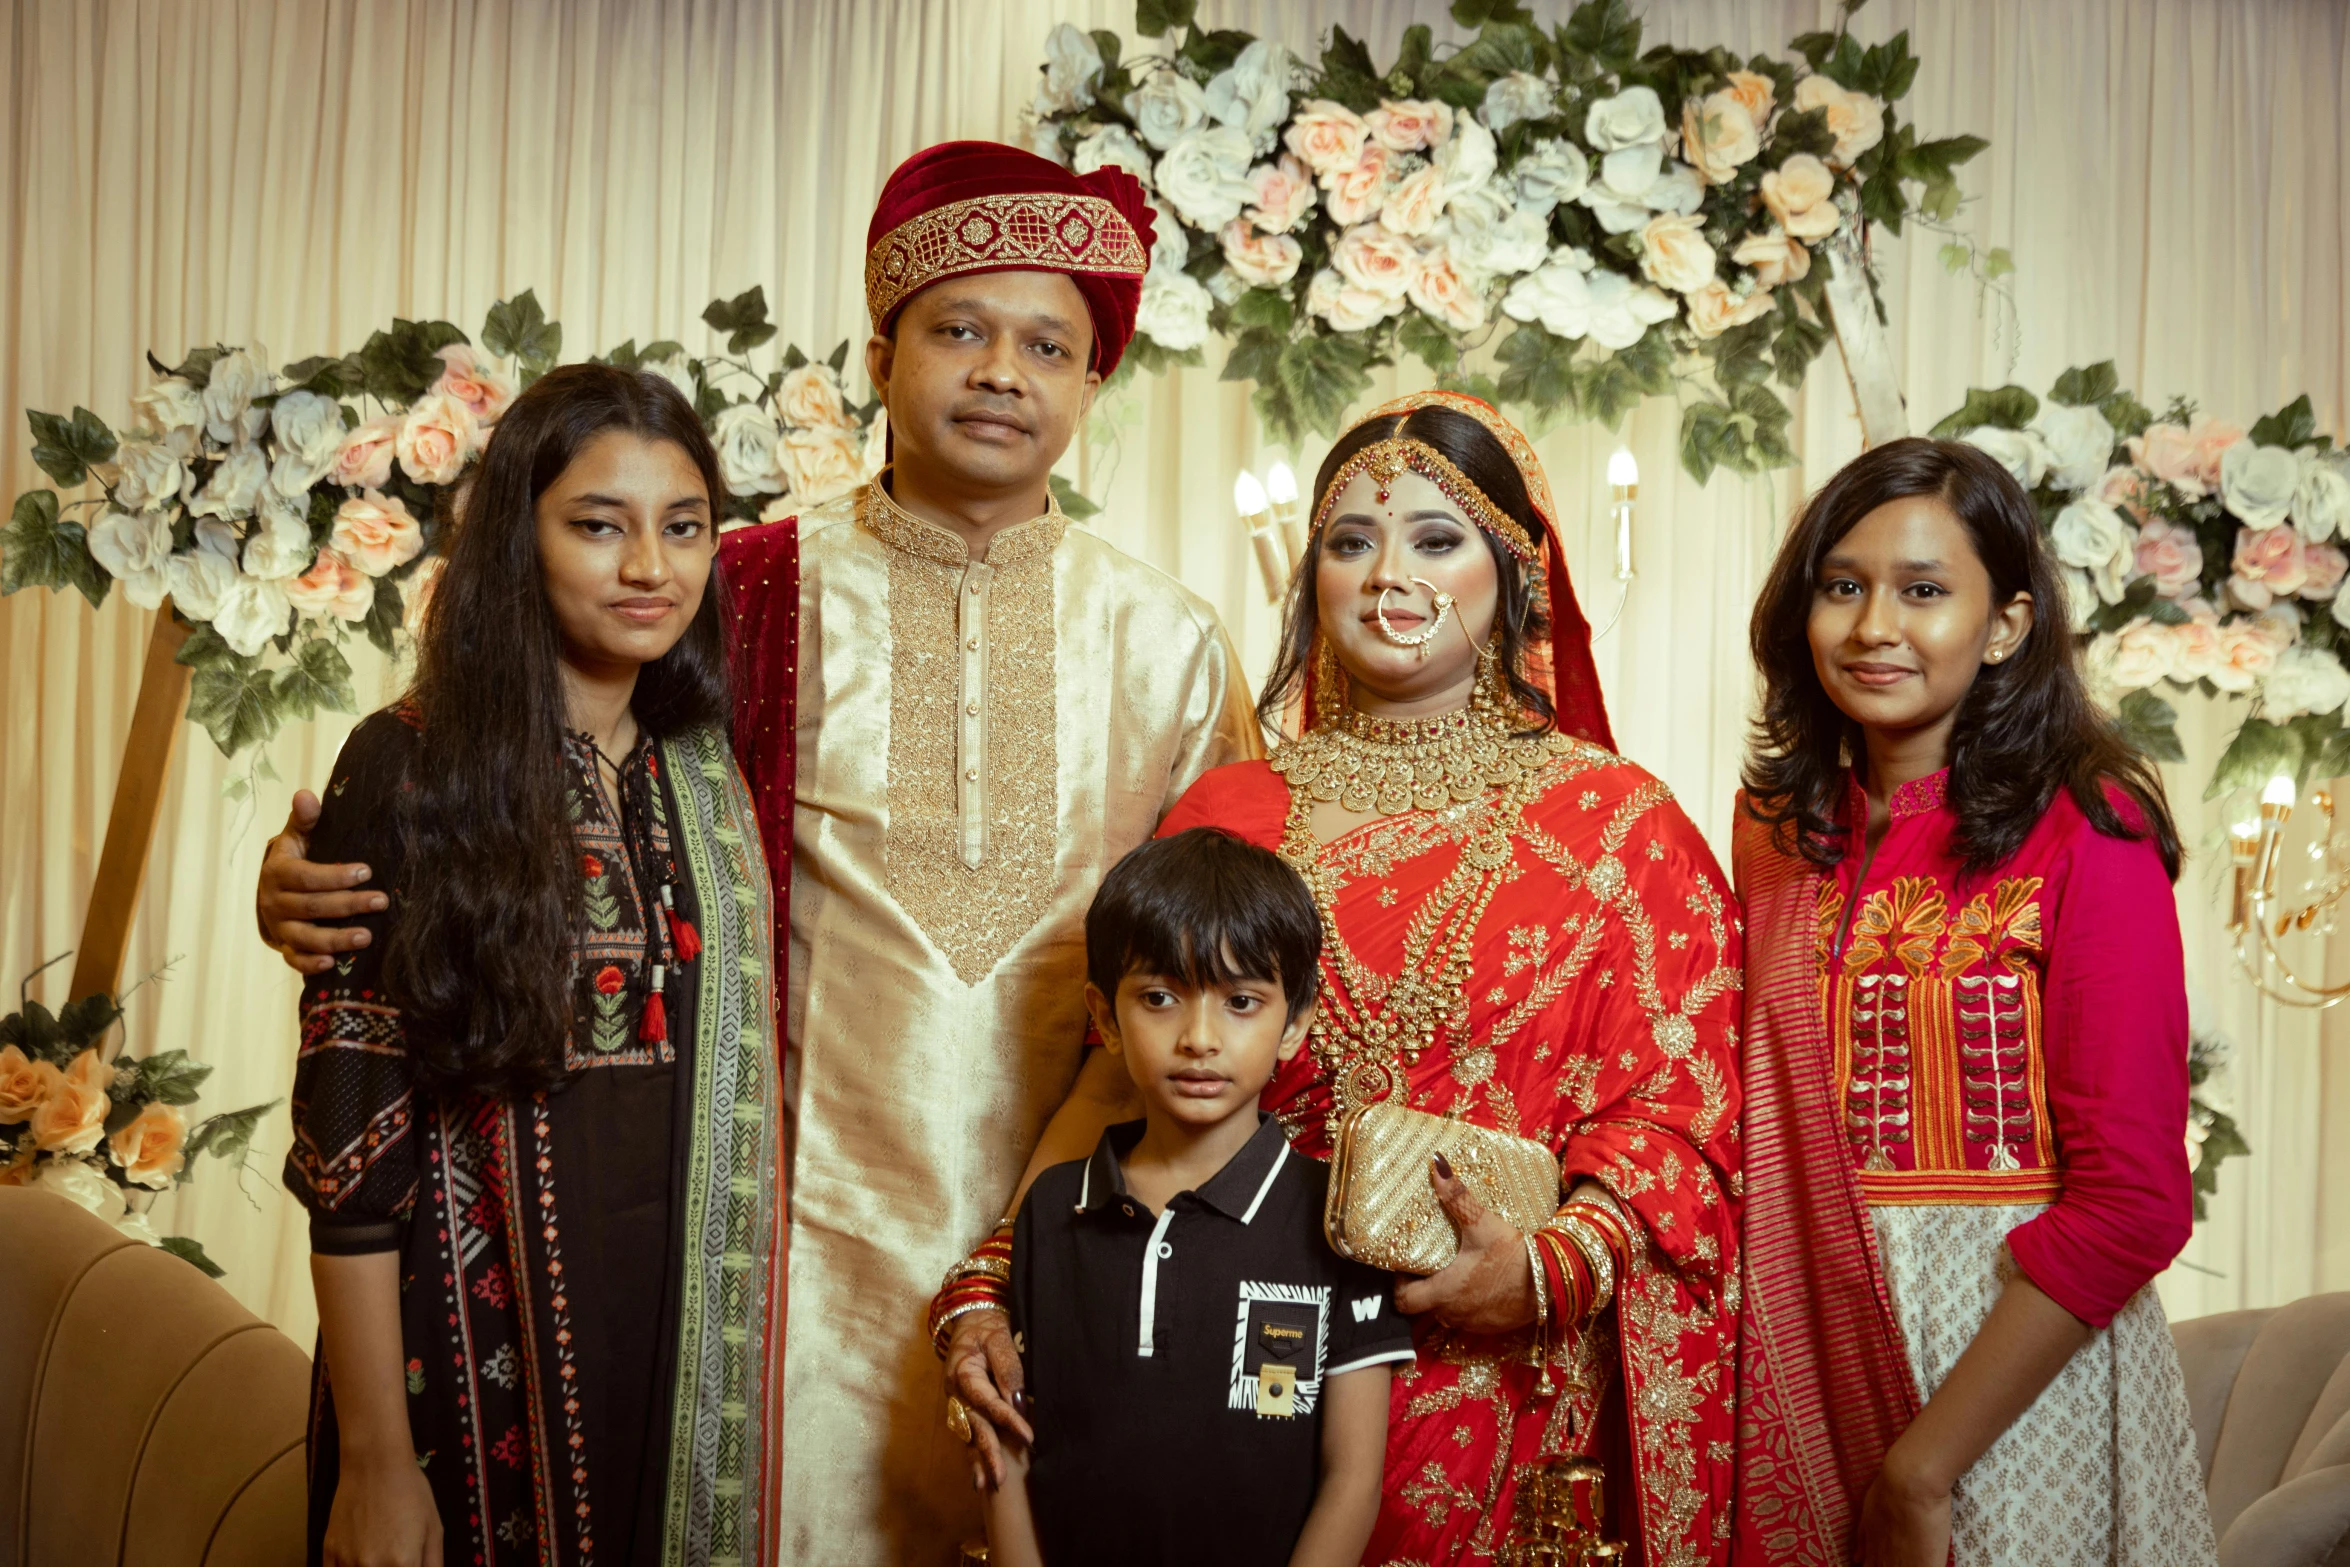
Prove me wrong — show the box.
[2,0,2345,1346]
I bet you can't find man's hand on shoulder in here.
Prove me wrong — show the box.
[258,790,385,975]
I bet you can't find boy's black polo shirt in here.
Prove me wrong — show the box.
[1008,1115,1416,1566]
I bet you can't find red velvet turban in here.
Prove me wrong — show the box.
[864,140,1156,376]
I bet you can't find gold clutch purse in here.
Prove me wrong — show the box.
[1324,1099,1562,1275]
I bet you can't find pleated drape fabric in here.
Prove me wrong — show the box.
[2,0,2344,1343]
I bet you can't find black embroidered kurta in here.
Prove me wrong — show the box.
[288,710,720,1566]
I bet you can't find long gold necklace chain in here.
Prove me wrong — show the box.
[1271,700,1574,816]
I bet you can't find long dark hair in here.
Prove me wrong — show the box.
[385,363,733,1097]
[1259,404,1553,732]
[1743,436,2180,880]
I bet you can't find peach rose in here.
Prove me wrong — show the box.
[108,1101,187,1190]
[2190,419,2246,491]
[30,1049,111,1155]
[1322,144,1393,227]
[1379,165,1450,238]
[1731,227,1810,288]
[1681,90,1761,185]
[2301,543,2348,601]
[431,344,517,426]
[1285,99,1371,178]
[1684,280,1775,339]
[1722,70,1777,127]
[1761,153,1841,239]
[1365,98,1453,153]
[1244,155,1316,235]
[395,392,480,486]
[2097,464,2150,517]
[286,547,374,622]
[1793,74,1885,166]
[0,1044,46,1123]
[2126,424,2203,498]
[2170,610,2223,681]
[778,364,852,431]
[332,416,400,490]
[1638,213,1718,294]
[1330,222,1419,301]
[1218,219,1304,288]
[1306,266,1393,332]
[330,491,425,577]
[2232,523,2310,610]
[2105,618,2175,692]
[2133,518,2205,598]
[781,426,865,509]
[1408,249,1488,332]
[2211,615,2288,692]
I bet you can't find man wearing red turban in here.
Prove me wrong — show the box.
[724,141,1260,1563]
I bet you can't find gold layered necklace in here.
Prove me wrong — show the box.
[1271,682,1572,816]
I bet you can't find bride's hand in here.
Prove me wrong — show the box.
[1391,1153,1538,1334]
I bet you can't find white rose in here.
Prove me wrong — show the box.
[1129,70,1208,151]
[1037,23,1101,115]
[1073,124,1153,182]
[201,346,275,447]
[2059,566,2101,628]
[2261,644,2350,720]
[114,1207,162,1248]
[1155,125,1257,230]
[1434,117,1497,198]
[131,377,205,459]
[1578,142,1664,233]
[709,402,785,495]
[211,574,293,657]
[166,545,236,621]
[243,490,315,581]
[2292,453,2350,541]
[1134,266,1213,351]
[2051,497,2134,602]
[192,518,239,561]
[1481,71,1554,133]
[188,444,270,522]
[643,353,697,409]
[1643,161,1704,216]
[1966,427,2051,490]
[2221,441,2305,531]
[2101,619,2177,692]
[1025,106,1067,162]
[1204,40,1290,151]
[1585,86,1666,151]
[86,509,174,609]
[1144,196,1191,274]
[1517,266,1674,350]
[1512,139,1589,217]
[32,1157,125,1219]
[267,389,346,497]
[2032,402,2118,494]
[1380,165,1451,237]
[1443,187,1549,280]
[111,439,185,514]
[1206,266,1246,307]
[1305,267,1393,333]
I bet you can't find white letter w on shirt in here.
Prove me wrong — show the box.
[1351,1296,1381,1323]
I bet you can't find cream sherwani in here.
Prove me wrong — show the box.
[775,481,1260,1564]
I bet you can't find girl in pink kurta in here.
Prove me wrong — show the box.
[1732,437,2217,1567]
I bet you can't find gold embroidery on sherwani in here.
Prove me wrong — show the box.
[864,485,1068,984]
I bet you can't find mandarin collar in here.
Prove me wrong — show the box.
[1075,1114,1292,1225]
[858,476,1068,570]
[1845,765,1950,828]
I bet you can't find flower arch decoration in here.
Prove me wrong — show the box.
[1025,0,1989,481]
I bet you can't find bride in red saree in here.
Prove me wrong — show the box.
[1153,392,1741,1566]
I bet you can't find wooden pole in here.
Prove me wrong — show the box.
[68,601,193,1002]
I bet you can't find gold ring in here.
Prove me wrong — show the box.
[945,1394,974,1445]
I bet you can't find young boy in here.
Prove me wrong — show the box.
[981,829,1413,1566]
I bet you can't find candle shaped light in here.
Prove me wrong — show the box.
[1234,469,1285,603]
[2257,773,2298,901]
[1607,447,1639,582]
[2229,818,2260,932]
[1264,460,1304,567]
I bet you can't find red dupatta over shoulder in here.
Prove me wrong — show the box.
[1729,803,1921,1566]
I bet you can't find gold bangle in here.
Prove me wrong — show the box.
[930,1296,1007,1359]
[1549,1214,1616,1316]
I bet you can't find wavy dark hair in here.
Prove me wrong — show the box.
[384,363,733,1097]
[1259,403,1553,733]
[1743,435,2179,880]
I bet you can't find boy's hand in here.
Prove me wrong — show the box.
[1392,1155,1537,1334]
[943,1307,1032,1486]
[259,790,384,974]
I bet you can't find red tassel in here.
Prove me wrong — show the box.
[639,989,667,1043]
[668,909,701,964]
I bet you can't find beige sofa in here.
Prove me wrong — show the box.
[2176,1292,2350,1566]
[0,1186,309,1567]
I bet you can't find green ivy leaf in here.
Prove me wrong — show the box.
[1494,323,1578,422]
[701,287,778,356]
[187,659,283,756]
[481,289,562,371]
[27,406,120,488]
[1227,288,1294,337]
[2049,361,2120,408]
[361,575,403,656]
[2117,689,2186,763]
[2099,389,2155,442]
[183,1098,279,1169]
[3,488,107,607]
[159,1235,226,1279]
[136,1048,215,1106]
[1048,473,1103,522]
[1177,27,1251,76]
[1562,0,1640,69]
[1134,0,1197,37]
[356,319,471,405]
[2248,395,2318,451]
[1396,311,1459,376]
[2207,717,2299,800]
[1981,247,2015,280]
[56,992,123,1054]
[275,638,357,722]
[1927,383,2039,437]
[1316,26,1382,110]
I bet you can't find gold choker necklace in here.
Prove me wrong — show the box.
[1271,701,1570,815]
